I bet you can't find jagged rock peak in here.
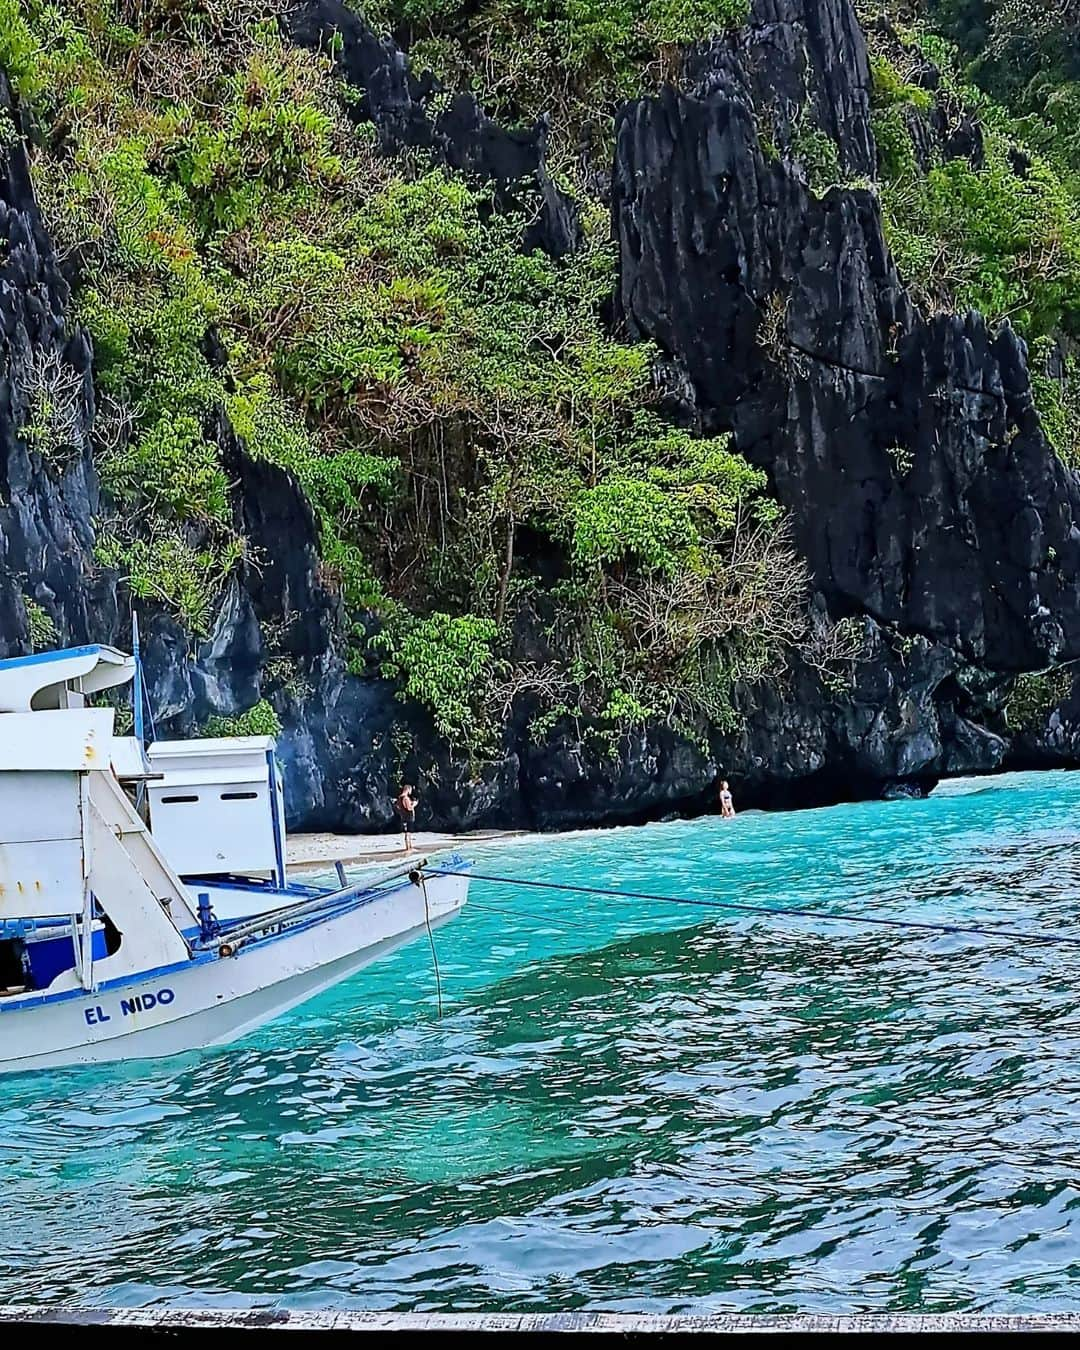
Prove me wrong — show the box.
[284,0,580,256]
[685,0,876,179]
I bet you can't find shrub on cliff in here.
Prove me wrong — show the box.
[865,12,1080,465]
[869,35,1080,337]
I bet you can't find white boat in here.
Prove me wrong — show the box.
[0,644,469,1075]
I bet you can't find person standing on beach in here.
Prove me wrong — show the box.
[718,780,736,819]
[394,783,418,853]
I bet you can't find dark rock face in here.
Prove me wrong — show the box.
[600,0,1080,814]
[140,410,338,739]
[0,74,108,656]
[613,66,1080,674]
[285,0,580,256]
[686,0,876,178]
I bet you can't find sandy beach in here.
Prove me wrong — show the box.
[285,827,528,875]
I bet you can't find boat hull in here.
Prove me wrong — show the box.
[0,872,467,1076]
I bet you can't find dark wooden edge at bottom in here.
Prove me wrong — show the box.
[2,1308,1080,1338]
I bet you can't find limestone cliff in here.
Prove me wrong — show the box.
[2,0,1080,832]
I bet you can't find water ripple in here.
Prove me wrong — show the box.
[4,769,1080,1312]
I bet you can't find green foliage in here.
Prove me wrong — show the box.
[18,0,796,755]
[629,425,773,530]
[366,0,750,162]
[868,48,934,180]
[375,612,501,748]
[872,105,920,179]
[870,52,935,112]
[1029,337,1080,468]
[880,137,1080,333]
[16,351,85,463]
[295,450,400,518]
[572,477,697,573]
[372,1,748,79]
[569,431,768,576]
[791,121,843,194]
[169,33,343,235]
[202,699,283,739]
[600,686,657,729]
[928,0,1080,177]
[0,0,42,98]
[870,22,1080,338]
[24,599,58,652]
[225,378,314,469]
[103,412,230,522]
[1005,665,1074,730]
[322,532,389,619]
[96,529,243,636]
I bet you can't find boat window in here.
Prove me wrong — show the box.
[103,913,122,957]
[220,791,258,801]
[0,939,30,995]
[161,794,200,804]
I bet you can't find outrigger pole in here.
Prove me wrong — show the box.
[131,611,153,816]
[132,611,145,748]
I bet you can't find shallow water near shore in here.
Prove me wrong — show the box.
[4,769,1080,1313]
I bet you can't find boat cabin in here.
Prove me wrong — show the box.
[0,645,289,997]
[146,738,287,886]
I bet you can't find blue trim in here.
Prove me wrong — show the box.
[0,951,216,1014]
[428,854,473,876]
[0,874,422,1014]
[10,861,471,940]
[0,644,103,672]
[132,617,145,747]
[2,917,78,939]
[0,863,472,1014]
[196,892,218,943]
[181,876,321,896]
[9,879,329,941]
[266,748,286,888]
[206,875,397,944]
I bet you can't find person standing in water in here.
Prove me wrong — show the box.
[718,779,736,819]
[394,783,419,853]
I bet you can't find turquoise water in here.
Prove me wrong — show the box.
[4,769,1080,1313]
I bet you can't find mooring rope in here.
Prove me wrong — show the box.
[467,899,594,933]
[419,876,444,1018]
[428,867,1080,949]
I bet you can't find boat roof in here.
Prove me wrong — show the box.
[147,737,278,787]
[0,644,136,713]
[148,736,276,759]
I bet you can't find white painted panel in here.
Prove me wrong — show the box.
[0,645,131,712]
[87,770,198,929]
[0,649,101,712]
[0,709,114,771]
[149,734,275,754]
[111,737,151,779]
[148,783,277,877]
[0,771,81,843]
[85,810,190,975]
[146,738,279,878]
[148,767,268,788]
[148,737,274,772]
[0,838,84,915]
[79,652,136,694]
